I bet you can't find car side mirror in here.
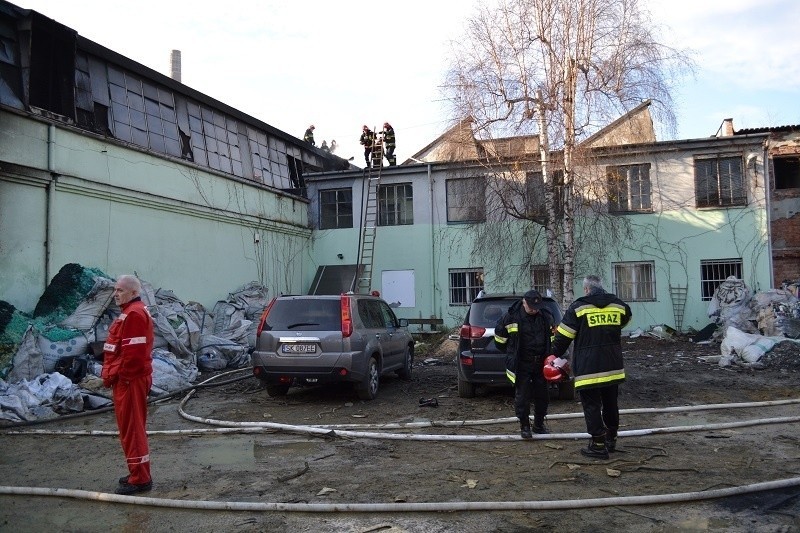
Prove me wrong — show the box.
[398,318,409,328]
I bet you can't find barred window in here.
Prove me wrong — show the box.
[319,188,353,229]
[613,262,656,302]
[530,265,564,296]
[449,268,484,306]
[695,156,746,207]
[700,259,742,301]
[379,183,413,226]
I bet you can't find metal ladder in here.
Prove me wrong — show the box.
[351,133,383,293]
[669,285,687,332]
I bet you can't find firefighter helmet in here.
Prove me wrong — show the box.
[543,355,569,382]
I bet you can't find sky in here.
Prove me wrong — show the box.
[15,0,800,165]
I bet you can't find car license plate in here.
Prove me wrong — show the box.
[281,343,316,354]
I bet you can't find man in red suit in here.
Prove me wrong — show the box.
[102,274,154,495]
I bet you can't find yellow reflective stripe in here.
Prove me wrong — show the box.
[574,370,626,389]
[506,322,518,334]
[506,369,516,384]
[495,335,507,344]
[556,324,576,339]
[576,308,624,327]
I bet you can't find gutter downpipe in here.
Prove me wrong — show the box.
[428,162,437,319]
[762,142,774,288]
[411,158,438,320]
[45,124,57,286]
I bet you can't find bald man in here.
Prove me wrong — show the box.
[102,275,154,495]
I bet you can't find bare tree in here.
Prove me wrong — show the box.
[444,0,693,304]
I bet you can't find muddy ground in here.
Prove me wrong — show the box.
[1,333,800,532]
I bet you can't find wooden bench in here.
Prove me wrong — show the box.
[405,318,444,333]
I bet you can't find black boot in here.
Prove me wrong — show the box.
[606,428,618,452]
[532,417,549,434]
[580,437,609,459]
[520,420,533,439]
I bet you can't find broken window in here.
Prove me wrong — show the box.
[772,156,800,190]
[530,265,564,296]
[700,259,742,301]
[613,262,655,302]
[319,188,353,230]
[694,156,746,208]
[0,17,24,109]
[185,101,243,177]
[446,177,486,223]
[448,268,484,306]
[378,183,413,226]
[607,164,652,212]
[287,155,304,192]
[247,126,272,184]
[74,52,94,130]
[28,12,75,118]
[108,65,181,158]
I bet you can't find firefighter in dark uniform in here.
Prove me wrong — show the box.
[382,122,396,166]
[359,125,375,167]
[550,275,631,459]
[494,290,555,439]
[304,125,315,146]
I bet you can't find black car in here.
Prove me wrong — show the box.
[456,291,574,400]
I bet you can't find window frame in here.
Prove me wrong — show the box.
[378,183,414,226]
[319,188,353,230]
[694,155,746,208]
[448,268,485,306]
[612,261,656,302]
[607,163,652,213]
[772,156,800,190]
[446,177,486,223]
[108,65,182,159]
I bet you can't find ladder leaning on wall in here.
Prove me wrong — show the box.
[670,285,688,333]
[351,132,384,293]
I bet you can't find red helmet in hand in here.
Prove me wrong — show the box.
[543,355,570,382]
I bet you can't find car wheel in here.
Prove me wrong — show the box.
[266,384,290,397]
[396,346,413,381]
[558,380,575,401]
[356,357,379,400]
[457,375,476,398]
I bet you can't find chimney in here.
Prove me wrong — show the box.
[717,118,734,137]
[170,50,182,83]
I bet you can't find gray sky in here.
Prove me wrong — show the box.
[17,0,800,164]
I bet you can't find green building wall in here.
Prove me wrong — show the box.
[1,109,311,313]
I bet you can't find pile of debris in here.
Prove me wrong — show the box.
[0,263,270,423]
[628,277,799,369]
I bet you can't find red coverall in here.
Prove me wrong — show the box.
[102,297,154,485]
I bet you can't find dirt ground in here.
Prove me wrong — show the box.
[2,333,800,532]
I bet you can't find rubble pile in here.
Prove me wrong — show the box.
[0,263,270,423]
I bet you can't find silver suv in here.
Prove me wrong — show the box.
[251,293,414,400]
